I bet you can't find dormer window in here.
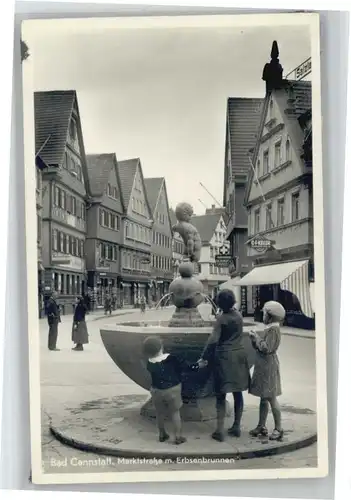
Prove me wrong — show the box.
[69,118,77,141]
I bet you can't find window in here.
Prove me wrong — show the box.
[277,198,285,226]
[254,209,260,234]
[263,150,269,175]
[291,192,300,222]
[59,232,64,253]
[69,118,77,141]
[103,210,108,227]
[286,138,291,161]
[266,204,272,230]
[71,196,76,216]
[256,159,261,178]
[37,215,41,243]
[54,186,60,207]
[52,230,58,251]
[274,141,281,168]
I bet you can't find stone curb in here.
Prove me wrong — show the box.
[49,424,317,461]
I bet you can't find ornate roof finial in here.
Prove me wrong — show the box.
[262,40,284,94]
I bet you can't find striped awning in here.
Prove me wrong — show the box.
[237,259,313,318]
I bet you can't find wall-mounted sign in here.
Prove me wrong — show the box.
[247,236,274,254]
[285,57,312,81]
[215,255,232,268]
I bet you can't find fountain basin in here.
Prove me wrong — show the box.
[100,320,256,421]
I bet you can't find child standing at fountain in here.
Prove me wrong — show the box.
[143,335,198,445]
[248,301,285,441]
[198,289,251,442]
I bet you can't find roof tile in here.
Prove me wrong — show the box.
[34,90,76,167]
[227,98,264,176]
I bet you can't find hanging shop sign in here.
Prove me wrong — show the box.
[247,236,274,254]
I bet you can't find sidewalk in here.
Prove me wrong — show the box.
[40,306,172,324]
[252,321,315,339]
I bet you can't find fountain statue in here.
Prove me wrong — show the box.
[100,202,255,421]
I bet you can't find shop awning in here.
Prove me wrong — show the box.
[219,276,242,291]
[237,259,313,318]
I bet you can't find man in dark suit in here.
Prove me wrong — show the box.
[46,290,61,351]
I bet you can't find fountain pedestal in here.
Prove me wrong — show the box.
[140,396,232,422]
[168,307,205,328]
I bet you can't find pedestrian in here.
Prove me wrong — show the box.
[197,289,251,442]
[142,335,198,445]
[72,296,89,351]
[104,294,112,315]
[140,296,146,314]
[112,294,117,311]
[248,300,285,441]
[46,290,61,351]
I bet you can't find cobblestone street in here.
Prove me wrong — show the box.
[39,307,318,474]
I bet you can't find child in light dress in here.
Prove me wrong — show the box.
[248,300,285,441]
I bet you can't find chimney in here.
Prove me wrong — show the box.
[262,41,284,95]
[211,204,215,209]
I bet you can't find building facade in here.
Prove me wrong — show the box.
[240,52,314,329]
[144,178,174,303]
[222,97,263,315]
[35,155,46,317]
[117,159,153,306]
[169,208,184,278]
[192,213,230,298]
[85,154,125,309]
[35,90,90,314]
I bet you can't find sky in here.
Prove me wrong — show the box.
[23,16,311,215]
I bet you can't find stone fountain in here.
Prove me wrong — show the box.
[100,202,256,421]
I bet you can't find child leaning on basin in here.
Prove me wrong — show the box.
[142,336,199,445]
[248,300,286,441]
[197,289,251,443]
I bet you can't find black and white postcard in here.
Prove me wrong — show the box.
[21,12,328,484]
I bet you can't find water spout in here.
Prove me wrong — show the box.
[200,293,218,314]
[155,292,173,310]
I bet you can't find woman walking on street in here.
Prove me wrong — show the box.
[72,296,89,351]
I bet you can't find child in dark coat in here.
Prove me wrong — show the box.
[143,336,198,445]
[198,289,251,442]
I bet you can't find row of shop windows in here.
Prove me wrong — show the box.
[99,208,121,231]
[52,229,84,257]
[151,255,173,271]
[53,185,86,220]
[53,273,83,296]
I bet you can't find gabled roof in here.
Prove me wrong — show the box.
[244,79,312,206]
[116,158,139,208]
[86,153,116,197]
[116,158,153,218]
[169,208,177,226]
[226,97,264,177]
[144,178,164,215]
[34,90,76,166]
[192,213,223,245]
